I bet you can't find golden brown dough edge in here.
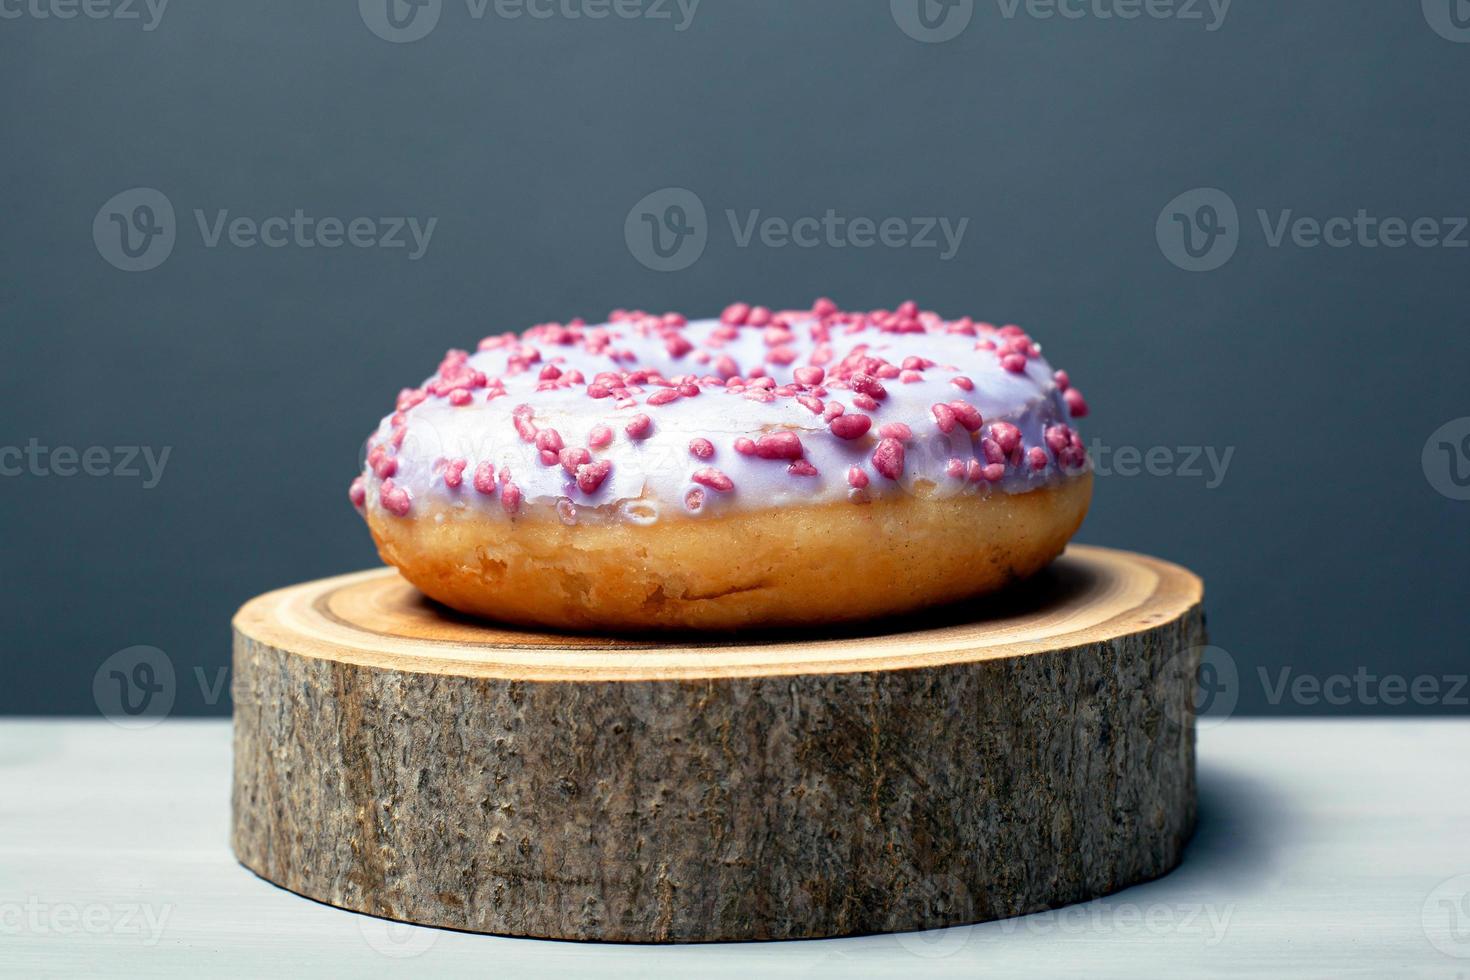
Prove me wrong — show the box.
[365,471,1092,631]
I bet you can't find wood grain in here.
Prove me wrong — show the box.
[231,544,1205,942]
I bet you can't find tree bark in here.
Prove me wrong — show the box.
[231,545,1204,942]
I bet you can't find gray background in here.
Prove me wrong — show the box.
[1,0,1466,716]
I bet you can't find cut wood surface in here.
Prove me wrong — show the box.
[231,544,1205,942]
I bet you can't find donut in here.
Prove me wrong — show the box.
[351,300,1093,631]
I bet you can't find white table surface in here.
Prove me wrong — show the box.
[2,718,1468,978]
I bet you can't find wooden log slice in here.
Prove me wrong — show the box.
[231,544,1205,943]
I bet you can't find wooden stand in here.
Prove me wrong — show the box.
[231,545,1204,943]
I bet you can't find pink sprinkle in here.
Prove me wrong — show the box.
[449,389,472,406]
[1045,425,1071,454]
[965,459,984,483]
[829,413,872,440]
[847,466,870,489]
[721,302,751,326]
[794,366,825,385]
[588,424,613,449]
[664,334,694,358]
[535,428,564,454]
[823,401,845,421]
[715,355,741,379]
[872,438,905,480]
[538,449,559,466]
[684,487,705,512]
[473,461,497,494]
[691,467,734,492]
[981,438,1006,464]
[559,446,591,473]
[647,388,680,406]
[945,458,966,479]
[813,297,838,316]
[901,356,926,371]
[899,370,924,384]
[852,393,879,412]
[788,460,819,477]
[348,477,366,508]
[931,403,957,434]
[625,414,653,440]
[1001,354,1027,374]
[878,422,913,441]
[513,415,538,442]
[850,373,887,400]
[1028,446,1048,470]
[372,454,397,479]
[1054,370,1071,391]
[734,437,757,456]
[981,463,1006,482]
[587,383,611,399]
[442,458,468,488]
[1064,388,1089,418]
[797,395,825,415]
[538,363,562,381]
[747,305,772,327]
[991,421,1022,455]
[500,480,521,514]
[379,479,411,516]
[948,401,984,432]
[755,432,804,460]
[689,438,715,459]
[676,382,700,398]
[766,346,798,366]
[576,459,612,494]
[951,375,974,391]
